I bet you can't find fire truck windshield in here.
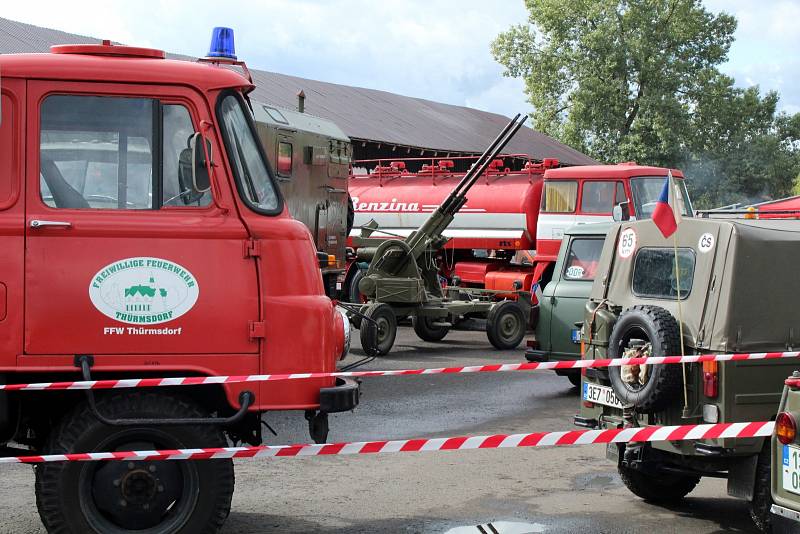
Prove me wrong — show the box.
[218,93,280,213]
[630,176,693,219]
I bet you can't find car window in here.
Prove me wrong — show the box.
[563,238,603,280]
[277,141,293,176]
[219,94,280,213]
[40,95,212,210]
[632,248,695,299]
[541,180,577,213]
[40,95,153,209]
[630,176,692,219]
[162,104,211,207]
[581,181,622,214]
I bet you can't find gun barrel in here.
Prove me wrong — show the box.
[445,113,521,201]
[439,114,527,214]
[454,116,527,201]
[403,113,529,257]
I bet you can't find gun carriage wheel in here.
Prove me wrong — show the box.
[359,303,397,356]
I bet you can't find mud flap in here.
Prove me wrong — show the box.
[727,454,758,500]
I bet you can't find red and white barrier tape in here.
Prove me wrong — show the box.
[0,421,774,464]
[4,350,799,392]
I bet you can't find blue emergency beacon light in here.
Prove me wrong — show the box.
[207,27,236,60]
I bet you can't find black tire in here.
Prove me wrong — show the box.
[348,270,366,304]
[360,302,397,356]
[608,305,683,413]
[36,392,234,534]
[412,316,449,342]
[486,301,526,350]
[750,447,773,532]
[618,464,699,503]
[566,371,581,388]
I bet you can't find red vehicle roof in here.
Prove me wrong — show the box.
[759,195,800,210]
[754,195,800,219]
[0,45,252,93]
[545,163,684,180]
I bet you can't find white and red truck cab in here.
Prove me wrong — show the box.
[347,159,691,297]
[0,28,355,532]
[535,163,692,262]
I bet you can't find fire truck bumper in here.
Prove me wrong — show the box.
[319,377,360,413]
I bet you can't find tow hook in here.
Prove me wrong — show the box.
[622,404,638,429]
[305,410,329,444]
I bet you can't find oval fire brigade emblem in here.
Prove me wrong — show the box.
[89,257,199,325]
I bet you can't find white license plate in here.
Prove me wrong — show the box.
[583,382,624,409]
[782,445,800,495]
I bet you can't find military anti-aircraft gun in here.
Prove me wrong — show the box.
[345,115,532,355]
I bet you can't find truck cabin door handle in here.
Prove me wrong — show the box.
[30,219,72,229]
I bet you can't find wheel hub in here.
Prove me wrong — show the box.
[91,446,184,529]
[120,466,159,505]
[376,318,389,342]
[500,315,519,338]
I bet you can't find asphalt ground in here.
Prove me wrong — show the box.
[0,327,758,533]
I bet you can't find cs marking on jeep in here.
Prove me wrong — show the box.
[89,257,199,326]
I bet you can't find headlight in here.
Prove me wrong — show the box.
[336,308,351,360]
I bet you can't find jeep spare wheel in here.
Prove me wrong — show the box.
[607,305,683,412]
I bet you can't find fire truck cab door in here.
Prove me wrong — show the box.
[0,79,25,365]
[23,82,259,356]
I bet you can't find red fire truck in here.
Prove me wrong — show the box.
[0,28,356,532]
[346,158,692,299]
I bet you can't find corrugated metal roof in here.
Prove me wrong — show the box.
[0,16,596,165]
[0,17,99,53]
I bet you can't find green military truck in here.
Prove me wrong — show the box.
[526,223,611,387]
[577,216,800,531]
[771,372,800,532]
[252,101,353,297]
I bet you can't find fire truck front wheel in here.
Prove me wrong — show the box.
[35,392,234,534]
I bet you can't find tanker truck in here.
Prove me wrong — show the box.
[346,160,693,302]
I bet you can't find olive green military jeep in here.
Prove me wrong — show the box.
[771,371,800,533]
[577,217,800,531]
[526,223,611,387]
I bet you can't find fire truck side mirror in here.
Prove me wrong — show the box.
[178,133,212,204]
[613,201,631,222]
[191,133,212,193]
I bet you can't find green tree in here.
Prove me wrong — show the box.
[493,0,800,208]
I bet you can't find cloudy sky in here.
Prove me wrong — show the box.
[4,1,799,117]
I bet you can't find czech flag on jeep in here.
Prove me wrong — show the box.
[651,172,681,238]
